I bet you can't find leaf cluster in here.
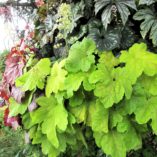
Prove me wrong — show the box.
[9,38,157,157]
[33,0,157,60]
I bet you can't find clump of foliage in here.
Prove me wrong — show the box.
[2,0,157,157]
[2,38,157,157]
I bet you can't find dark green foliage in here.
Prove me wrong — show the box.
[33,0,138,56]
[0,128,23,157]
[94,0,136,29]
[88,19,121,51]
[0,126,44,157]
[134,7,157,46]
[15,144,45,157]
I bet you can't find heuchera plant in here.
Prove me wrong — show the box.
[3,38,157,157]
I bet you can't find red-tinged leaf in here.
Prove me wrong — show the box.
[4,108,19,129]
[3,47,26,85]
[0,84,10,101]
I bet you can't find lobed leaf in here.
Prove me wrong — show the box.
[16,58,51,91]
[65,38,96,72]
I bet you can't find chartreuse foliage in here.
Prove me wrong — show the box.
[9,38,157,157]
[15,58,51,91]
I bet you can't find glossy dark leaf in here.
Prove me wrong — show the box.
[120,26,135,49]
[101,5,112,30]
[84,0,94,19]
[116,3,130,25]
[139,0,156,5]
[94,0,111,15]
[88,20,121,51]
[94,0,136,29]
[134,8,157,46]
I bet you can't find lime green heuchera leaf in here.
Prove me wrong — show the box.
[22,113,34,129]
[69,89,85,107]
[89,43,157,108]
[109,110,123,129]
[9,91,34,117]
[123,123,142,151]
[46,60,67,97]
[89,53,130,108]
[69,99,95,125]
[122,96,147,116]
[41,137,60,157]
[91,100,109,133]
[42,103,68,148]
[41,134,67,157]
[98,51,119,70]
[29,117,76,157]
[140,74,157,96]
[64,72,85,97]
[69,100,87,123]
[134,97,157,134]
[120,43,157,80]
[30,96,68,148]
[65,38,96,72]
[122,92,157,134]
[83,77,95,91]
[16,58,51,91]
[94,131,126,157]
[94,125,141,157]
[117,117,132,133]
[29,126,45,145]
